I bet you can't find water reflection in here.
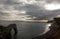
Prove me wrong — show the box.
[44,23,52,34]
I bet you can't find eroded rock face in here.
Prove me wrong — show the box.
[32,21,60,39]
[0,24,17,39]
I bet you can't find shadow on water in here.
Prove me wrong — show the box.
[11,34,17,39]
[6,34,17,39]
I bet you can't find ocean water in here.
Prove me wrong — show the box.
[0,21,49,39]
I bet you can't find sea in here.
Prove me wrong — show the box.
[0,21,50,39]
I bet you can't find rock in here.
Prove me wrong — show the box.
[0,23,17,39]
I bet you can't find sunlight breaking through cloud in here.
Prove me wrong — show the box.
[44,3,60,10]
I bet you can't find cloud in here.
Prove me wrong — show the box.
[0,0,60,21]
[44,2,60,10]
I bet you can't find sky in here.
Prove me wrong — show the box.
[0,0,60,21]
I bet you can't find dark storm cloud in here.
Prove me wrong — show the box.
[0,0,60,20]
[24,3,60,20]
[4,0,23,5]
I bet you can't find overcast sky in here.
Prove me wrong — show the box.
[0,0,60,21]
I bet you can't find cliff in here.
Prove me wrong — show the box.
[32,22,60,39]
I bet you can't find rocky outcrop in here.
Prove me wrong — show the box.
[32,22,60,39]
[0,23,17,39]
